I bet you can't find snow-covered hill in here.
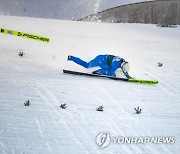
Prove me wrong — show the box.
[0,15,180,153]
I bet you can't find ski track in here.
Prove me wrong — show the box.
[80,79,174,154]
[0,50,178,153]
[35,84,89,153]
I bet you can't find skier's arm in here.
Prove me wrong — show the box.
[124,72,132,79]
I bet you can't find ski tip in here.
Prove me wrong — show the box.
[128,79,158,84]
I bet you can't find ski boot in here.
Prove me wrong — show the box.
[67,55,72,61]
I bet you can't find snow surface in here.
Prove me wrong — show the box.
[0,15,180,153]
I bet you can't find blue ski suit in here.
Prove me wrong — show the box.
[69,55,131,78]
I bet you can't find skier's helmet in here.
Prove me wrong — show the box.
[121,62,130,73]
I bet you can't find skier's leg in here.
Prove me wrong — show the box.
[69,55,108,69]
[91,55,110,75]
[93,66,110,75]
[93,68,106,75]
[87,55,108,68]
[68,56,89,68]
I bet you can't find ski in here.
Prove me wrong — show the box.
[63,69,158,84]
[0,28,50,43]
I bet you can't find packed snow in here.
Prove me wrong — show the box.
[0,15,180,153]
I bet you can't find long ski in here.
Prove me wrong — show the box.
[63,69,158,84]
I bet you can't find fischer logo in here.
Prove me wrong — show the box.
[96,132,175,149]
[18,32,49,42]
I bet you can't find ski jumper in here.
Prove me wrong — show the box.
[69,55,131,78]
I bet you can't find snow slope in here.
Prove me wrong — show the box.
[0,15,180,153]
